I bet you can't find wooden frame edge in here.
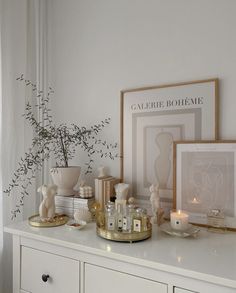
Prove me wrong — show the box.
[120,78,219,199]
[120,91,124,182]
[173,140,236,231]
[121,78,219,94]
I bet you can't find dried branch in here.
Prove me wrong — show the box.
[5,75,118,218]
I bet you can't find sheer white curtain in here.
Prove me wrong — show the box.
[0,1,44,292]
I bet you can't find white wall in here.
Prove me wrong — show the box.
[47,0,236,180]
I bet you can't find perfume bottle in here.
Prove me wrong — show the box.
[116,203,123,232]
[105,201,115,231]
[127,203,135,232]
[122,209,128,232]
[133,208,143,232]
[142,208,148,231]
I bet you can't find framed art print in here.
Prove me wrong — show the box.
[174,141,236,230]
[120,79,219,213]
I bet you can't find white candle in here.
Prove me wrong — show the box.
[170,210,189,231]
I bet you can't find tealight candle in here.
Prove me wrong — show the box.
[170,210,189,231]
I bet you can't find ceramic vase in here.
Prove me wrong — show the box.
[50,166,81,196]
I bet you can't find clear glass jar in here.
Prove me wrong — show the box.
[207,209,226,233]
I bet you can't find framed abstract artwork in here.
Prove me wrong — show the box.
[120,79,219,213]
[174,141,236,230]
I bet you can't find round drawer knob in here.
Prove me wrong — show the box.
[42,274,50,282]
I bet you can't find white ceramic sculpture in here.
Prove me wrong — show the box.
[150,183,160,224]
[37,184,57,220]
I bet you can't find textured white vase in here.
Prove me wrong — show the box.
[50,166,81,196]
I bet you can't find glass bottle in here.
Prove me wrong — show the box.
[133,208,143,232]
[142,208,148,231]
[122,206,129,232]
[105,201,115,231]
[127,203,135,232]
[116,203,123,232]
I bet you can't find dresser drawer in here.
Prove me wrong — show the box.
[85,263,167,293]
[21,246,79,293]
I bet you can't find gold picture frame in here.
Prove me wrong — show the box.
[173,140,236,230]
[120,79,219,213]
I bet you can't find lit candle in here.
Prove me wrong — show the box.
[170,210,189,231]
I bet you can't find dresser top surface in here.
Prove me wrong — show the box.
[5,221,236,288]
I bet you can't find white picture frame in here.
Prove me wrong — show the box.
[120,79,219,213]
[174,141,236,230]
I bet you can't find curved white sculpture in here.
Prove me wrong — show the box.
[37,184,57,220]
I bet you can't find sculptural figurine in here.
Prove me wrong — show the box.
[150,183,160,224]
[37,184,57,220]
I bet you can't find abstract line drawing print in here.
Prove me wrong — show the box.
[144,126,181,191]
[181,152,234,217]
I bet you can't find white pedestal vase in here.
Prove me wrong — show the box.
[50,166,81,196]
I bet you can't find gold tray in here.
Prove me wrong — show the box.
[96,226,152,242]
[28,214,69,227]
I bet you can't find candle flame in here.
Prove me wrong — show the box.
[177,210,181,215]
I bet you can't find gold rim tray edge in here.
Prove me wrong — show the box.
[28,214,69,227]
[96,226,152,242]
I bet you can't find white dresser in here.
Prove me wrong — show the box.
[4,221,236,293]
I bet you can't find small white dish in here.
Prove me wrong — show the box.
[66,220,87,230]
[160,222,200,238]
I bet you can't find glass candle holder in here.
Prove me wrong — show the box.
[170,210,189,231]
[207,209,226,233]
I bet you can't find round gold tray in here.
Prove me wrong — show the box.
[96,226,152,242]
[28,214,69,227]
